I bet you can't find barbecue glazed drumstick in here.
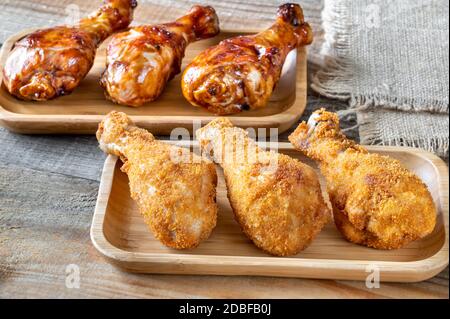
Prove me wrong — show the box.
[196,118,330,256]
[100,5,219,106]
[182,3,313,115]
[97,111,218,249]
[288,109,437,249]
[2,0,137,101]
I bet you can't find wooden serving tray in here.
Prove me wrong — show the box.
[91,142,449,282]
[0,28,306,135]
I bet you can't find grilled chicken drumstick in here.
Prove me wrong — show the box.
[2,0,137,101]
[196,118,330,256]
[100,5,220,107]
[182,3,313,115]
[97,111,218,249]
[289,109,437,249]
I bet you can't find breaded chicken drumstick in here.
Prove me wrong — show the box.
[97,111,217,249]
[289,109,436,249]
[196,118,330,256]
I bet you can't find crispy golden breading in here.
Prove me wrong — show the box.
[96,111,217,249]
[196,118,330,256]
[289,109,437,249]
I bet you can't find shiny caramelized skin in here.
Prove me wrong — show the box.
[100,6,219,107]
[2,0,137,101]
[289,109,437,250]
[182,3,313,115]
[196,118,330,256]
[96,111,218,249]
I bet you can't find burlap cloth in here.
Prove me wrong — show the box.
[312,0,449,157]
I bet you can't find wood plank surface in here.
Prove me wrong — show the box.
[0,0,448,299]
[0,161,447,298]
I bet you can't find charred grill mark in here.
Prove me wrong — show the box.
[208,86,217,96]
[239,103,250,111]
[251,45,261,57]
[269,47,280,55]
[266,47,280,60]
[151,26,174,40]
[238,80,245,89]
[170,61,182,80]
[278,3,302,27]
[56,87,67,96]
[142,25,187,52]
[258,46,281,68]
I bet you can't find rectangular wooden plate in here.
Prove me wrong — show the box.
[91,142,449,282]
[0,28,306,135]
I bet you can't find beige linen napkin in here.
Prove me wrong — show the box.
[312,0,449,157]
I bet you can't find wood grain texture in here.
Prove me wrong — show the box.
[91,144,448,282]
[0,0,448,299]
[0,161,448,299]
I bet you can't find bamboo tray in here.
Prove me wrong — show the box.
[91,142,449,282]
[0,28,306,135]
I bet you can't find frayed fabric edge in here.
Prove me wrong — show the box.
[350,95,449,114]
[312,0,449,115]
[311,0,353,101]
[358,117,450,158]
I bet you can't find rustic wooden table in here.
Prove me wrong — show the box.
[0,0,448,299]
